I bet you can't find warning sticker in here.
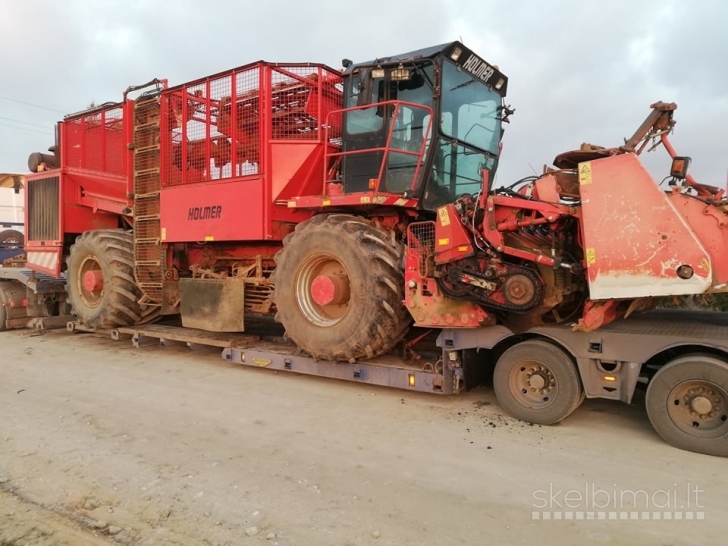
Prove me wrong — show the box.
[586,248,596,265]
[579,162,593,185]
[438,207,451,227]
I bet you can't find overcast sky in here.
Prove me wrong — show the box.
[0,0,726,188]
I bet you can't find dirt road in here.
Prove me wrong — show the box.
[1,328,726,546]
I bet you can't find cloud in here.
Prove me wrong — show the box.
[1,0,725,189]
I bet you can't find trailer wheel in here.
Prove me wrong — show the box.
[646,354,728,457]
[494,340,583,425]
[66,230,141,329]
[272,214,410,362]
[0,229,24,245]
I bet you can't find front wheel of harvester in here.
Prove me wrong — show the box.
[493,340,584,425]
[272,214,411,362]
[646,354,728,457]
[65,230,141,329]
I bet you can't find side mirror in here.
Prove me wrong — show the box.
[670,156,691,179]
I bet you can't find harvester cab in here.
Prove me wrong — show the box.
[334,42,509,210]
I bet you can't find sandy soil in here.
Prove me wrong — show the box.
[0,328,726,546]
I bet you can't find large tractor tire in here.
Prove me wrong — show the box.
[66,229,141,329]
[272,214,411,362]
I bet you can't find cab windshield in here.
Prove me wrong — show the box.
[420,60,503,209]
[441,60,502,156]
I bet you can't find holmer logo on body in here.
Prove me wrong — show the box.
[461,54,496,85]
[188,205,222,221]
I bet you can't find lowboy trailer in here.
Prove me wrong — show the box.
[1,42,727,457]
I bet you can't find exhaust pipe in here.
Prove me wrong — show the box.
[27,144,60,172]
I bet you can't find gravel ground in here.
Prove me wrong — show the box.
[0,328,726,545]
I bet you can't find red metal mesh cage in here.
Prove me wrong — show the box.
[407,221,436,277]
[62,106,126,176]
[161,63,342,186]
[163,66,261,185]
[269,65,342,140]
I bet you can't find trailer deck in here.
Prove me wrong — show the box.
[111,323,455,394]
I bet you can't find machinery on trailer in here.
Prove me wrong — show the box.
[2,42,728,456]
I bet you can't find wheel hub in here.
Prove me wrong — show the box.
[510,363,557,408]
[296,254,352,327]
[668,380,728,437]
[82,270,104,292]
[77,256,105,308]
[528,373,547,390]
[690,395,713,415]
[311,274,350,306]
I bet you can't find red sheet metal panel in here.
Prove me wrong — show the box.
[579,154,711,300]
[25,249,63,278]
[160,178,264,243]
[667,192,728,290]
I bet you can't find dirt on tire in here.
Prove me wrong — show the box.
[272,214,411,362]
[493,339,584,425]
[65,230,141,329]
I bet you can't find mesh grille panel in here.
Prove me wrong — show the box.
[408,221,436,277]
[27,176,60,242]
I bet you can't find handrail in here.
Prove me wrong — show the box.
[323,100,434,195]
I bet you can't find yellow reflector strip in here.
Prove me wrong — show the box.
[438,238,450,246]
[253,357,271,367]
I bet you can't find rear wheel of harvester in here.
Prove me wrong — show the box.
[646,354,728,457]
[493,340,584,425]
[272,214,410,362]
[66,230,141,329]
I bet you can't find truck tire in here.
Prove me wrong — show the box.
[272,214,410,362]
[494,340,584,425]
[0,229,24,245]
[646,354,728,457]
[66,230,141,329]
